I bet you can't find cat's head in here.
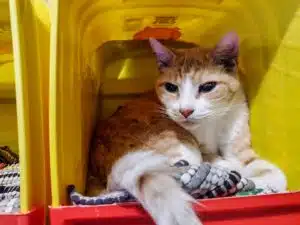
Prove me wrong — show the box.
[149,32,242,128]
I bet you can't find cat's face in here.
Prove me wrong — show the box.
[150,32,241,129]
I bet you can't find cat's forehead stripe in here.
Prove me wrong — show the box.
[171,49,214,82]
[158,48,225,84]
[175,67,218,84]
[176,53,207,74]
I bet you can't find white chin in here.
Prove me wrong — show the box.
[177,120,199,130]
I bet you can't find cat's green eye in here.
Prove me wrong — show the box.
[199,81,217,93]
[164,82,178,93]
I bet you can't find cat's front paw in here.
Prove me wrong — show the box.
[212,157,243,172]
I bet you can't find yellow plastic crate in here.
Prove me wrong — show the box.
[49,0,300,210]
[0,0,50,224]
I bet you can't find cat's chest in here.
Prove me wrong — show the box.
[190,120,221,154]
[189,108,246,154]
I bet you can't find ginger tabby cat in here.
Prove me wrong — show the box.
[88,32,286,225]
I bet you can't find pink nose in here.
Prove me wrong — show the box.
[179,109,194,118]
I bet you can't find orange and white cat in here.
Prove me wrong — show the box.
[149,32,287,193]
[88,32,287,225]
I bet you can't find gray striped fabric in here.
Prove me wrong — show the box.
[68,161,256,205]
[0,163,20,213]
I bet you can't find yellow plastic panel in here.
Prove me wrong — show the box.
[249,6,300,190]
[9,0,50,213]
[50,0,300,206]
[0,62,15,98]
[0,100,18,152]
[0,0,15,99]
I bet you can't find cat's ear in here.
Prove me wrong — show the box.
[212,32,239,72]
[149,38,175,69]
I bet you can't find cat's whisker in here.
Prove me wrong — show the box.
[193,111,227,120]
[192,103,246,120]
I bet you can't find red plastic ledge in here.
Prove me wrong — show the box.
[0,207,45,225]
[50,192,300,225]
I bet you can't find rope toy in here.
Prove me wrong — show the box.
[68,160,257,205]
[0,146,20,213]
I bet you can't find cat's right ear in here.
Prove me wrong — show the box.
[149,38,175,69]
[211,32,239,73]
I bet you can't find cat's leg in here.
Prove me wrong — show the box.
[205,153,286,193]
[241,158,287,192]
[220,148,287,192]
[202,150,244,172]
[210,155,244,172]
[219,109,287,192]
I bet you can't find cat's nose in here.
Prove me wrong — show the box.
[179,108,194,118]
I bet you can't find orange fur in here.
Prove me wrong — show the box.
[88,92,201,193]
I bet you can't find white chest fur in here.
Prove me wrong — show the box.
[189,103,249,157]
[190,119,220,154]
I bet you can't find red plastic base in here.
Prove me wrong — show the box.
[50,192,300,225]
[0,207,44,225]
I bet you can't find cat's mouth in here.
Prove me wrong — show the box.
[178,119,198,127]
[167,113,198,127]
[181,119,195,124]
[180,120,200,130]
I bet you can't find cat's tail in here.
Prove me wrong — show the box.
[109,150,202,225]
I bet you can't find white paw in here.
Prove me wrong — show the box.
[212,157,243,172]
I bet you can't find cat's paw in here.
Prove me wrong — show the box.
[212,157,243,172]
[235,179,280,197]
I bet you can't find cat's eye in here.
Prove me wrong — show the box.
[164,82,178,93]
[199,81,217,93]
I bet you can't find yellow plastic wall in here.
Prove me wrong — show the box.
[49,0,300,206]
[8,0,51,214]
[0,0,17,152]
[0,0,15,100]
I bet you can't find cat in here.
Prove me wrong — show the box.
[149,32,287,193]
[88,92,204,225]
[87,32,287,225]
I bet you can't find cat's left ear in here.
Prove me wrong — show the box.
[149,38,176,70]
[212,32,239,73]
